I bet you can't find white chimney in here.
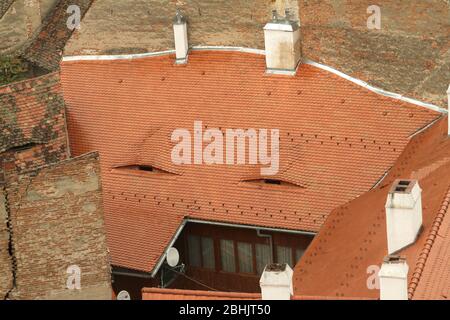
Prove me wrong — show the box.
[378,255,409,300]
[447,84,450,136]
[385,179,422,254]
[173,10,188,64]
[264,10,301,75]
[259,263,293,300]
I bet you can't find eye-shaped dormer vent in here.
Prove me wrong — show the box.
[241,177,305,190]
[112,164,177,176]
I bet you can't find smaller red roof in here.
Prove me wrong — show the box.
[294,116,450,300]
[142,287,261,300]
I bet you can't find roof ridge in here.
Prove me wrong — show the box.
[408,185,450,299]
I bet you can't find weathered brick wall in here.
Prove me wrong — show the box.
[0,0,15,19]
[0,187,13,299]
[64,0,449,108]
[298,0,449,108]
[23,0,94,71]
[0,72,69,177]
[4,152,112,299]
[65,0,298,55]
[0,0,59,53]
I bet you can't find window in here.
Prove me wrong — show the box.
[256,243,271,274]
[295,248,305,264]
[220,240,236,272]
[201,237,215,269]
[188,235,201,267]
[237,242,253,273]
[276,245,293,267]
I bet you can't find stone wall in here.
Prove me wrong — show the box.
[4,152,112,300]
[0,188,13,299]
[63,0,449,108]
[0,72,69,177]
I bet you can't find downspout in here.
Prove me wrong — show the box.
[257,229,273,263]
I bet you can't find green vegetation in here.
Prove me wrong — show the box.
[0,55,29,86]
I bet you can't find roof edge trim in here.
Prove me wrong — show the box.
[185,218,317,236]
[150,219,188,278]
[62,46,265,62]
[304,59,447,114]
[62,49,176,62]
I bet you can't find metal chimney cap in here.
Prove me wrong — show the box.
[271,10,279,22]
[173,9,186,24]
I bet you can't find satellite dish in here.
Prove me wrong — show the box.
[117,290,131,300]
[166,247,180,267]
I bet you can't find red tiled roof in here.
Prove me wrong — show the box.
[293,117,450,299]
[141,287,376,300]
[60,50,440,273]
[411,184,450,299]
[142,287,261,300]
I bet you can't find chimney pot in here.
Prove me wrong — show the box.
[259,263,293,300]
[385,179,423,254]
[379,255,409,300]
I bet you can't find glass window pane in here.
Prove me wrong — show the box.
[188,235,201,267]
[276,245,293,267]
[201,237,215,269]
[220,240,236,272]
[256,243,271,274]
[295,248,305,264]
[237,242,253,273]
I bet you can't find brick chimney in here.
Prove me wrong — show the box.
[259,263,293,300]
[385,179,423,254]
[173,10,188,64]
[378,255,409,300]
[263,10,301,75]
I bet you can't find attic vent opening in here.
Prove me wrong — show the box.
[112,164,175,176]
[8,142,39,152]
[241,178,305,190]
[138,165,153,172]
[264,179,281,185]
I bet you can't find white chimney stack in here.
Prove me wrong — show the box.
[259,263,293,300]
[264,10,301,75]
[385,179,423,254]
[447,84,450,136]
[173,10,188,64]
[378,255,409,300]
